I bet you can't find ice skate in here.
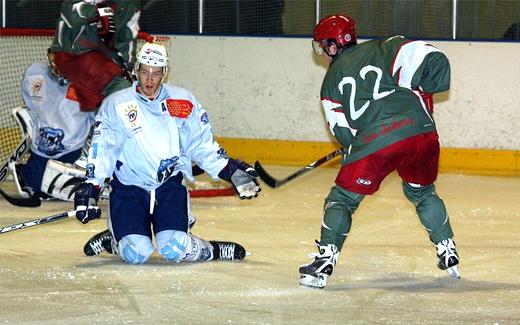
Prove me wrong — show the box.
[210,241,246,260]
[436,238,460,279]
[84,229,114,256]
[299,240,339,289]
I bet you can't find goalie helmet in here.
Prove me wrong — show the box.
[312,14,357,56]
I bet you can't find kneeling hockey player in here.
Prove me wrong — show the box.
[74,42,260,263]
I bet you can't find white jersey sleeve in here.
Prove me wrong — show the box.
[21,63,94,159]
[178,99,228,180]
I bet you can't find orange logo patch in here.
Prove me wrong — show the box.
[166,99,193,118]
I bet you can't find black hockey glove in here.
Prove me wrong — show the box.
[218,159,261,199]
[74,183,101,224]
[96,5,116,45]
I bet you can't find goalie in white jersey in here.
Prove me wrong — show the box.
[74,42,261,263]
[9,62,95,199]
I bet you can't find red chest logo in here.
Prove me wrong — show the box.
[165,99,193,118]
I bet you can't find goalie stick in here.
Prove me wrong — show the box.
[254,148,344,188]
[0,210,76,234]
[0,136,41,207]
[0,188,41,207]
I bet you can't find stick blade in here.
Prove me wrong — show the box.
[254,161,280,188]
[0,188,41,207]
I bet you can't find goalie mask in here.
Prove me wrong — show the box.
[312,14,357,57]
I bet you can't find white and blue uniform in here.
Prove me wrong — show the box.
[22,63,95,159]
[87,81,228,189]
[19,63,95,195]
[87,81,228,264]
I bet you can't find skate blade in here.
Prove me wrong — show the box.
[299,274,327,289]
[446,265,460,279]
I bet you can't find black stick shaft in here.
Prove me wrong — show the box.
[254,148,344,188]
[0,211,76,234]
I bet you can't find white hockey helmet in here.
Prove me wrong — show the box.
[136,42,168,67]
[135,42,169,82]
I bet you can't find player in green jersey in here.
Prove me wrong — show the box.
[299,14,459,288]
[48,0,141,112]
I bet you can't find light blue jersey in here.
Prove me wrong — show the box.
[21,63,95,158]
[87,81,228,191]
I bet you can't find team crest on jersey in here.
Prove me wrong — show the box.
[161,99,193,118]
[157,156,179,183]
[37,127,65,155]
[30,76,44,99]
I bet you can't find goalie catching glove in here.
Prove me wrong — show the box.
[74,183,102,224]
[218,159,261,199]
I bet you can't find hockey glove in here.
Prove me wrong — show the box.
[218,159,261,199]
[96,5,115,45]
[74,183,101,224]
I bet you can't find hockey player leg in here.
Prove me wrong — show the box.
[402,182,459,278]
[117,234,155,264]
[299,185,364,288]
[156,230,246,262]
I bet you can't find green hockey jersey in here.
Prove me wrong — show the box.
[50,0,141,66]
[320,36,450,164]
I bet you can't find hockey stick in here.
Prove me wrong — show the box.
[0,136,30,184]
[0,210,76,234]
[0,137,41,207]
[254,148,344,188]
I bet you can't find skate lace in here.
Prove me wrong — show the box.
[90,237,107,255]
[219,244,235,260]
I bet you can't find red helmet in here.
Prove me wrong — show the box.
[313,14,357,47]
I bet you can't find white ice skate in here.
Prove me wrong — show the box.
[299,240,339,288]
[436,238,460,279]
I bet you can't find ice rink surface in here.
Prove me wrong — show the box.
[1,166,519,324]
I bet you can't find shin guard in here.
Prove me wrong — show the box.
[321,185,364,250]
[402,182,454,243]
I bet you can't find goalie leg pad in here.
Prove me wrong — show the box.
[118,234,154,264]
[41,159,86,201]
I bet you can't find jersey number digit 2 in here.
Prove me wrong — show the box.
[338,65,395,121]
